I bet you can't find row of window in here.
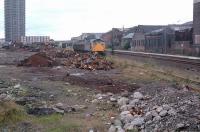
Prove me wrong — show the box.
[62,43,73,48]
[21,37,50,44]
[131,39,162,48]
[132,40,145,47]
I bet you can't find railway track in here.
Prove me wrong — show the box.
[108,50,200,67]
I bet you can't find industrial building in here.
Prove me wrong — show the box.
[101,28,124,49]
[145,27,174,54]
[131,25,166,52]
[4,0,25,43]
[128,1,200,57]
[145,26,194,55]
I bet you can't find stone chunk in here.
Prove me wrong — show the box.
[110,97,117,102]
[118,97,129,106]
[131,117,145,126]
[129,99,140,106]
[108,125,116,132]
[133,92,144,100]
[159,110,168,117]
[162,104,171,111]
[114,119,122,127]
[153,116,162,121]
[168,109,177,116]
[151,110,159,117]
[144,112,153,122]
[156,107,163,113]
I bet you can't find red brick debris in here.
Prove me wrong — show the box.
[18,50,114,71]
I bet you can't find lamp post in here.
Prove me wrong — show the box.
[111,28,114,55]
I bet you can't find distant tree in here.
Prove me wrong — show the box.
[123,42,131,50]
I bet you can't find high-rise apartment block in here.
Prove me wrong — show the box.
[4,0,25,42]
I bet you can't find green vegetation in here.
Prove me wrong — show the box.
[0,102,27,125]
[32,114,81,132]
[47,124,81,132]
[32,114,62,125]
[109,55,200,88]
[123,42,131,50]
[127,128,139,132]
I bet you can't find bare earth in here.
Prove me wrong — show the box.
[0,49,200,132]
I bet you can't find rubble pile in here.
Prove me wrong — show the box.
[55,50,76,58]
[18,52,56,67]
[19,49,114,70]
[107,87,200,132]
[63,53,114,71]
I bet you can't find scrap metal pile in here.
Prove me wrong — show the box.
[18,49,114,71]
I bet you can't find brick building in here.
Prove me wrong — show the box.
[101,28,123,49]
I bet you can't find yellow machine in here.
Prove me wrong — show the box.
[91,39,106,52]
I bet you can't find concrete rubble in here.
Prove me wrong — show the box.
[2,74,199,131]
[93,86,200,131]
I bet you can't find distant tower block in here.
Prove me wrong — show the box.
[194,0,200,44]
[4,0,25,42]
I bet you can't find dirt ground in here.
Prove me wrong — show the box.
[0,49,200,132]
[0,50,123,131]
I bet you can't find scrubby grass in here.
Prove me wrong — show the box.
[127,129,139,132]
[32,114,63,125]
[47,124,81,132]
[0,102,27,125]
[0,102,83,131]
[47,114,107,132]
[109,55,200,88]
[30,113,107,132]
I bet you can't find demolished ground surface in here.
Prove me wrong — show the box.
[0,49,200,131]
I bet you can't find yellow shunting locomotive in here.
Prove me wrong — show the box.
[73,39,106,53]
[91,39,106,52]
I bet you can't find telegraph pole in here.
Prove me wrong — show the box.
[111,28,114,55]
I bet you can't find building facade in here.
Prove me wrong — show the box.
[145,26,193,55]
[4,0,25,42]
[145,28,174,54]
[101,28,123,49]
[55,41,73,50]
[130,24,196,56]
[131,25,165,52]
[21,36,50,44]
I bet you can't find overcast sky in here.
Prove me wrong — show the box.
[0,0,193,40]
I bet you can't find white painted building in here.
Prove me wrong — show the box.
[21,36,50,44]
[55,41,73,49]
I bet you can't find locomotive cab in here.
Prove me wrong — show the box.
[91,39,106,52]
